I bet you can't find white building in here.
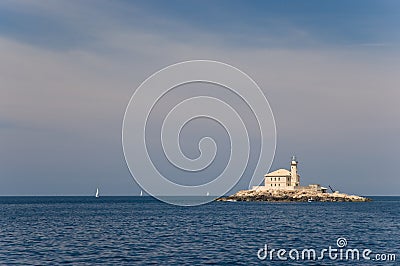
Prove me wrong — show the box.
[252,156,327,192]
[264,156,300,190]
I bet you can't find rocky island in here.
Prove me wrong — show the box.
[217,156,371,202]
[217,189,371,202]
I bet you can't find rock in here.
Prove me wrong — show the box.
[216,189,371,202]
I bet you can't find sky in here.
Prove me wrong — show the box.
[0,0,399,196]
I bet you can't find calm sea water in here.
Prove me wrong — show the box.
[0,196,398,265]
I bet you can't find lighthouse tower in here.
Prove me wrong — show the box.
[290,156,300,187]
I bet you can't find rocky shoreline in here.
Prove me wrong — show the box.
[216,189,371,202]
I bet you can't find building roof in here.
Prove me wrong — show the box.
[265,168,291,177]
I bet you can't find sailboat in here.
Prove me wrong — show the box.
[206,192,210,196]
[140,190,143,196]
[95,188,99,198]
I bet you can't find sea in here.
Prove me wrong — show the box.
[0,196,398,265]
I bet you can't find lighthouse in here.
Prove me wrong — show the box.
[256,155,325,192]
[290,156,300,187]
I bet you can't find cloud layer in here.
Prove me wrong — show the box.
[1,1,399,195]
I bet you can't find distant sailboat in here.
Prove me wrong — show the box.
[95,188,99,198]
[140,190,143,196]
[206,192,210,196]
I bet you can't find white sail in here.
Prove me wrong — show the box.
[140,190,143,196]
[206,192,210,196]
[95,188,99,198]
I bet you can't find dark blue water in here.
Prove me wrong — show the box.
[0,196,398,265]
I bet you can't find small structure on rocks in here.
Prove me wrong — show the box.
[252,156,327,193]
[217,155,370,202]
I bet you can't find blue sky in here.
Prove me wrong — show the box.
[1,1,399,49]
[0,1,399,195]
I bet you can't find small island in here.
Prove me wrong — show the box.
[217,156,371,202]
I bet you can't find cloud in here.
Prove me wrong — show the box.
[0,1,399,195]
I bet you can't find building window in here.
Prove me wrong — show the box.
[278,184,280,186]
